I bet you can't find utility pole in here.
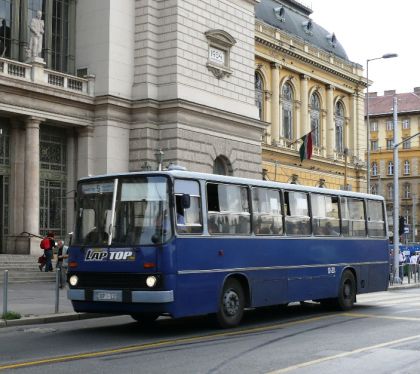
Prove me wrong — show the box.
[413,193,417,243]
[392,96,401,283]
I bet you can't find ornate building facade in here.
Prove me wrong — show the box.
[367,89,420,243]
[0,0,264,254]
[254,0,367,189]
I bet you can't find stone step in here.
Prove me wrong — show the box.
[0,254,57,283]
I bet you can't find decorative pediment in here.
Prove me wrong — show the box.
[204,30,236,80]
[204,30,236,48]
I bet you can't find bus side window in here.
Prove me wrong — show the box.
[284,191,310,236]
[207,183,250,235]
[341,197,366,237]
[311,194,340,236]
[252,187,283,235]
[367,200,386,237]
[174,179,203,234]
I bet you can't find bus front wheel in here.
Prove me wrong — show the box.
[216,278,245,328]
[336,270,356,310]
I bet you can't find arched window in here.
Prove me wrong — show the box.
[404,183,411,199]
[404,160,410,175]
[213,156,233,176]
[387,184,393,200]
[282,82,293,140]
[372,162,378,176]
[387,161,393,175]
[310,92,321,147]
[335,101,344,153]
[255,72,264,121]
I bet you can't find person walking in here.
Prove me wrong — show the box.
[55,240,68,288]
[40,232,55,272]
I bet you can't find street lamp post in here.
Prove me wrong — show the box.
[366,53,398,194]
[392,96,401,283]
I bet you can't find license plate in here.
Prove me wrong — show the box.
[93,290,122,302]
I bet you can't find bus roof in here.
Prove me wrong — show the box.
[79,170,384,201]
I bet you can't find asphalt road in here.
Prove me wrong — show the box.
[1,288,420,373]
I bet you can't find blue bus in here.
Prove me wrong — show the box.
[67,169,389,327]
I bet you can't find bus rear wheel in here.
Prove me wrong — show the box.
[336,270,356,310]
[130,313,159,324]
[216,278,245,328]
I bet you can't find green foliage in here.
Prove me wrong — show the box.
[1,311,21,320]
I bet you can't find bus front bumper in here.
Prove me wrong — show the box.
[68,289,174,303]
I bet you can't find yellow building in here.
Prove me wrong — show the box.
[367,89,420,242]
[254,0,367,190]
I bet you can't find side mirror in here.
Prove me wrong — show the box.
[181,194,191,209]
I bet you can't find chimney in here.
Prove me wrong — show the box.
[384,90,396,96]
[414,87,420,94]
[368,92,377,98]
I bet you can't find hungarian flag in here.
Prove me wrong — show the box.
[299,131,313,162]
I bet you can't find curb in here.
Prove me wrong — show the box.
[389,283,420,291]
[0,312,107,328]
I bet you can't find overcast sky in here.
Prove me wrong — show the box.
[309,0,415,95]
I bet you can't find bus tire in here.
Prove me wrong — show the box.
[216,278,245,328]
[130,313,159,324]
[336,270,356,311]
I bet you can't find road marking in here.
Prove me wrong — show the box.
[0,314,338,371]
[342,312,420,322]
[266,333,420,373]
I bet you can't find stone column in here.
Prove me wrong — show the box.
[77,126,95,179]
[270,63,280,143]
[294,101,301,140]
[11,0,21,59]
[264,90,272,144]
[24,117,43,254]
[300,74,310,136]
[350,92,358,158]
[68,0,77,73]
[44,0,53,67]
[326,85,335,158]
[66,129,77,234]
[9,119,25,236]
[19,0,28,60]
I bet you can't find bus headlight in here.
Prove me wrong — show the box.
[146,276,157,288]
[69,275,79,287]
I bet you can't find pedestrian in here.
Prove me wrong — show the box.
[55,240,68,288]
[40,232,55,272]
[398,251,405,281]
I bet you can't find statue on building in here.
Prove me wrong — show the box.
[28,10,44,59]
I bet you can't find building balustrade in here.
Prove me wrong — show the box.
[0,57,94,96]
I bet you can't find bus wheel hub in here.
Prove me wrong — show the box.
[224,290,239,316]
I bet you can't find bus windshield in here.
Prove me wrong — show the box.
[74,176,171,246]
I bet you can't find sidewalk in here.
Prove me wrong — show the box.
[0,281,104,328]
[1,278,419,328]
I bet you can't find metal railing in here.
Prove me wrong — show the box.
[389,263,420,285]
